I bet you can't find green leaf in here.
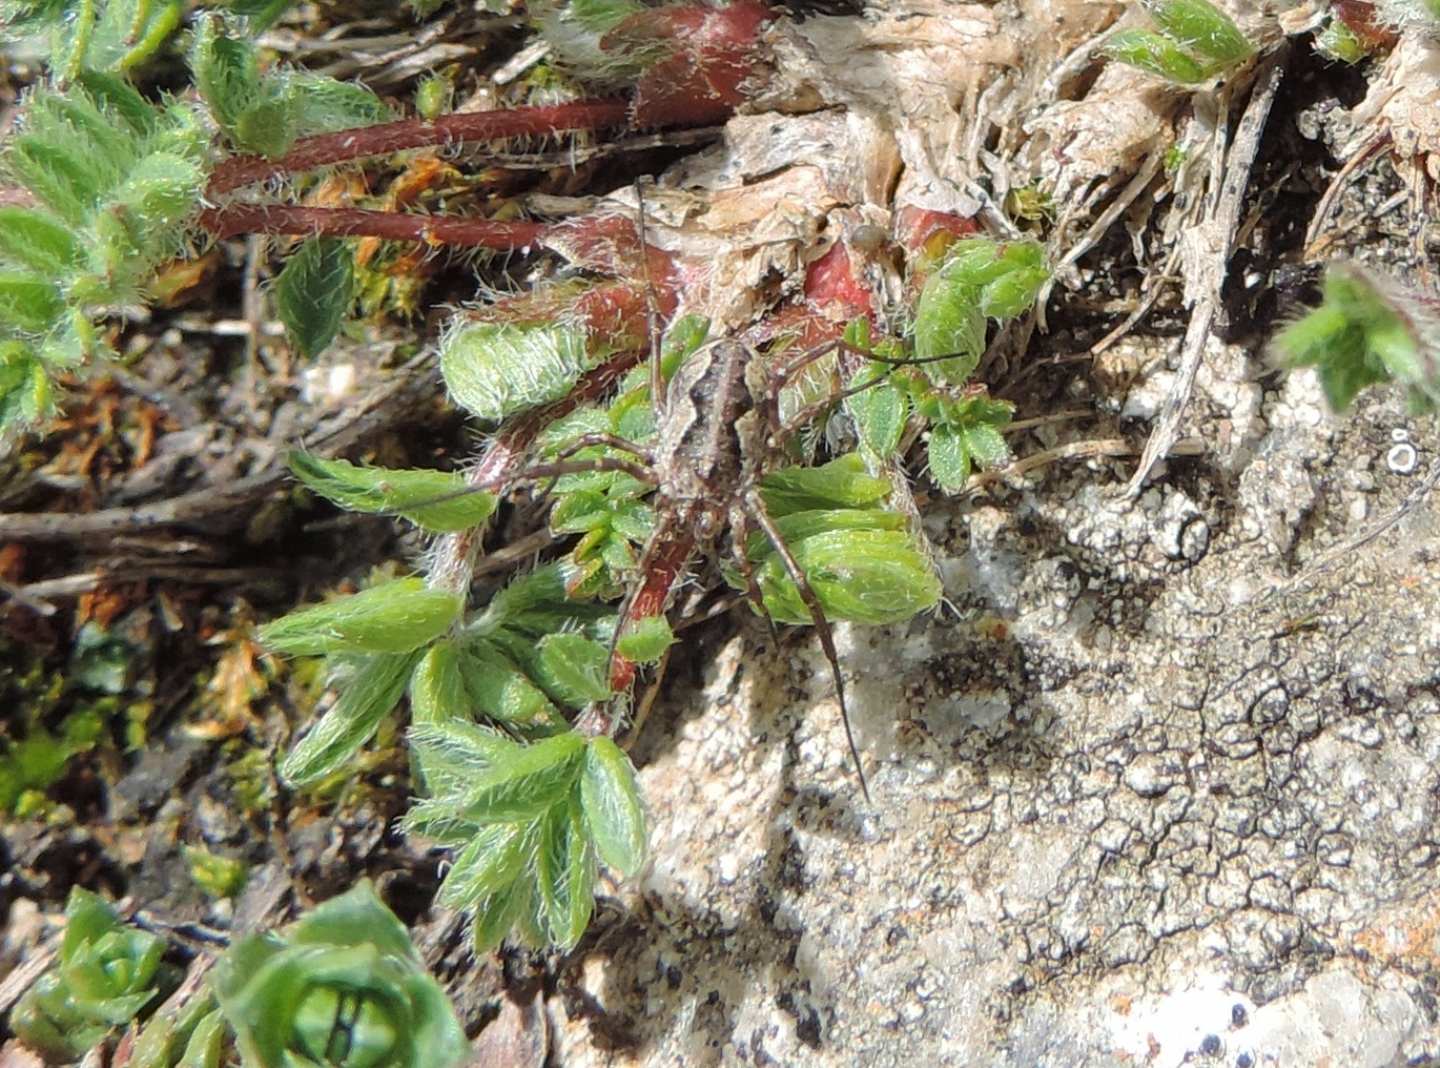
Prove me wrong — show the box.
[125,994,222,1068]
[72,70,159,135]
[455,731,586,822]
[435,822,532,910]
[275,237,354,360]
[846,374,907,458]
[6,137,92,227]
[580,737,647,876]
[978,263,1049,320]
[409,719,514,805]
[1145,0,1254,65]
[0,273,62,334]
[533,632,612,705]
[742,508,904,564]
[11,887,169,1060]
[176,1009,224,1068]
[226,0,295,30]
[927,424,971,492]
[0,343,54,428]
[214,881,467,1068]
[534,800,595,949]
[191,14,262,132]
[289,452,496,533]
[961,422,1011,468]
[259,578,462,656]
[659,311,710,380]
[288,72,391,136]
[279,652,420,785]
[614,614,673,663]
[756,529,942,626]
[759,453,893,516]
[457,640,558,723]
[1104,28,1211,83]
[0,206,82,274]
[409,640,466,727]
[441,320,592,423]
[912,273,985,384]
[470,886,528,953]
[1274,264,1440,412]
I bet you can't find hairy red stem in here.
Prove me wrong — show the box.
[198,203,550,248]
[206,99,633,196]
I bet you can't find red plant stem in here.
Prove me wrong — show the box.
[206,99,633,196]
[198,203,550,249]
[427,348,647,597]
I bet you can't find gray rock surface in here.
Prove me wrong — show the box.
[544,341,1440,1066]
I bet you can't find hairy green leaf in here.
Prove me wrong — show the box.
[289,452,496,533]
[470,886,529,954]
[409,639,466,728]
[441,320,592,423]
[927,424,971,492]
[0,342,55,426]
[259,578,461,656]
[275,237,354,360]
[615,614,673,663]
[457,640,558,723]
[0,206,82,274]
[533,632,612,705]
[846,374,907,458]
[1104,28,1211,83]
[279,651,421,785]
[534,800,595,949]
[756,529,942,626]
[454,731,586,822]
[1144,0,1255,65]
[759,453,892,516]
[410,720,515,789]
[580,737,647,876]
[0,273,62,333]
[435,822,532,910]
[1275,264,1440,412]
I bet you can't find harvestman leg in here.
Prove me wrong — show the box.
[633,179,669,425]
[545,432,656,466]
[742,486,872,803]
[729,504,782,645]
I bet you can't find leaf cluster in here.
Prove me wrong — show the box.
[0,0,182,83]
[1274,263,1440,413]
[1105,0,1256,84]
[214,880,466,1068]
[742,453,942,625]
[406,726,646,950]
[843,236,1039,491]
[0,73,206,429]
[10,887,175,1061]
[259,565,618,787]
[191,15,390,159]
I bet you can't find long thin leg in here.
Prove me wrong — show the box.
[634,179,667,424]
[547,432,655,466]
[765,339,1005,455]
[401,457,657,512]
[729,505,780,645]
[742,487,871,803]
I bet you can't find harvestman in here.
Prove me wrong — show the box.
[458,198,951,800]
